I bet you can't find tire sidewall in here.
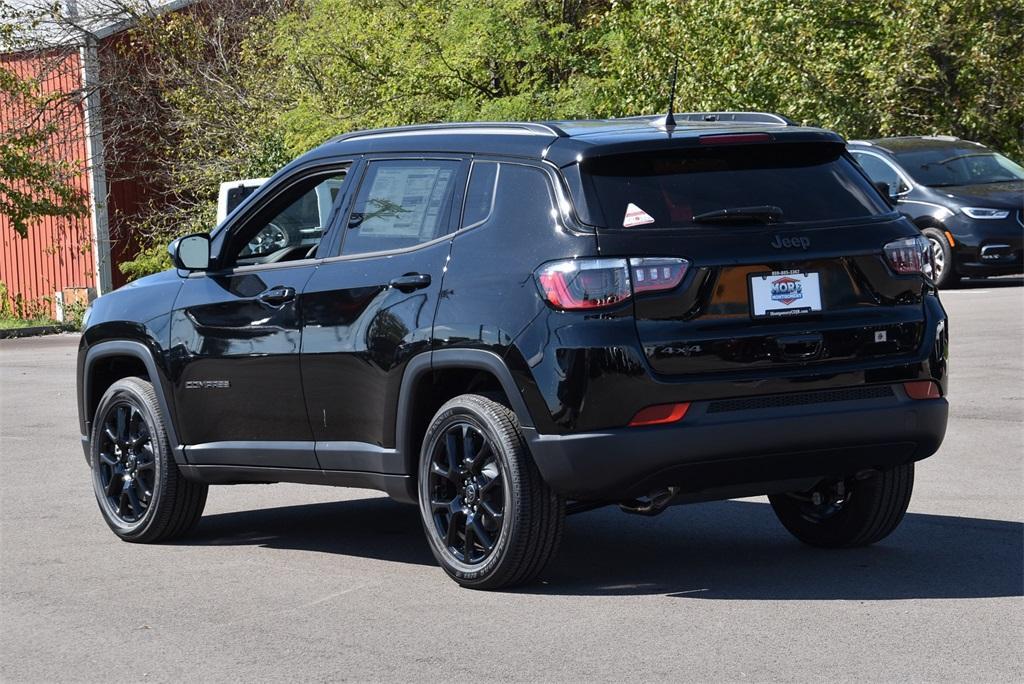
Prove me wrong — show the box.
[417,402,518,584]
[769,464,913,547]
[90,379,169,540]
[922,228,955,288]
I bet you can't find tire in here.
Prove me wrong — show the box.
[417,394,565,589]
[90,377,208,542]
[768,463,914,548]
[922,228,959,288]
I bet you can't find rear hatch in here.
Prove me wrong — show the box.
[576,139,931,376]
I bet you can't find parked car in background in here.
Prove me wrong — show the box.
[848,137,1024,287]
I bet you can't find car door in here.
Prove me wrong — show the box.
[168,163,351,468]
[300,156,468,473]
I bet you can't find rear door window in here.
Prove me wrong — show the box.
[342,159,461,255]
[582,143,889,229]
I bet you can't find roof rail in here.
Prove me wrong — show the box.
[672,111,796,126]
[329,121,567,144]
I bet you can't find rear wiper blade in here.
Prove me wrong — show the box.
[692,205,784,224]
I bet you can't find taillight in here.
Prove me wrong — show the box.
[536,259,631,310]
[535,257,690,310]
[630,258,688,293]
[884,236,933,279]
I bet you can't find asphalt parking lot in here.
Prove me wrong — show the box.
[1,279,1021,682]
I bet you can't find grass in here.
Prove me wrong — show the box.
[0,316,59,330]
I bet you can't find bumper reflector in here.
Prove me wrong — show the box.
[904,380,941,400]
[629,402,691,427]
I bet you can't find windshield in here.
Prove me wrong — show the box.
[582,143,889,229]
[893,147,1024,187]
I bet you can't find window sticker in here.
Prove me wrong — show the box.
[623,203,655,228]
[360,166,454,238]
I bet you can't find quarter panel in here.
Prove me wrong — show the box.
[433,162,600,430]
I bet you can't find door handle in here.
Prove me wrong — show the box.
[389,273,431,292]
[258,286,296,305]
[775,333,823,361]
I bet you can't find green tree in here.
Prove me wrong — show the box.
[268,0,608,151]
[583,0,1023,157]
[119,0,1023,280]
[115,0,294,278]
[265,0,1022,158]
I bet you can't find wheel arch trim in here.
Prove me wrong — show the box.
[81,340,185,464]
[395,349,535,479]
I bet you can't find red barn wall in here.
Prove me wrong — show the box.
[1,49,96,317]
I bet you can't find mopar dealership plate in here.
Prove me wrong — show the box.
[749,270,822,318]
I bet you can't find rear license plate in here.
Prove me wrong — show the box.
[749,270,823,318]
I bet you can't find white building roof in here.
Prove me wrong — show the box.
[3,0,196,51]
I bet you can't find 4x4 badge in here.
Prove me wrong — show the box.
[770,235,811,250]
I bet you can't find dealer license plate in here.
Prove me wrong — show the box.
[749,271,823,318]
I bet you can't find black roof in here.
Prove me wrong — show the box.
[848,136,989,155]
[301,113,844,168]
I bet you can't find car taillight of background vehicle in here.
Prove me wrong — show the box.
[535,257,689,310]
[883,236,934,279]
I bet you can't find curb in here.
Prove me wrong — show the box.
[0,325,67,339]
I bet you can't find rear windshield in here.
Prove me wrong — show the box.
[891,147,1024,187]
[581,143,889,229]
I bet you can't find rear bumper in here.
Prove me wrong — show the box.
[523,384,947,500]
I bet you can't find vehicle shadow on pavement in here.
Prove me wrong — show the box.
[534,500,1024,600]
[184,496,435,566]
[182,497,1022,600]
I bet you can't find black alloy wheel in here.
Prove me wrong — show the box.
[426,421,505,564]
[96,402,156,523]
[418,394,564,589]
[91,377,207,542]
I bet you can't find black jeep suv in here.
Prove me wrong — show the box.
[848,136,1024,287]
[77,113,949,589]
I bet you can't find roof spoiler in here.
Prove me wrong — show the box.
[672,111,797,126]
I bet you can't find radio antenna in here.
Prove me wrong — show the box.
[664,58,678,128]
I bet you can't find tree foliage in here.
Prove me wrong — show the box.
[262,0,1022,159]
[94,0,1022,279]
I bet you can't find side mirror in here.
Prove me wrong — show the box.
[168,233,210,271]
[874,181,899,206]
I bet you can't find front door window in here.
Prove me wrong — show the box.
[227,172,347,267]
